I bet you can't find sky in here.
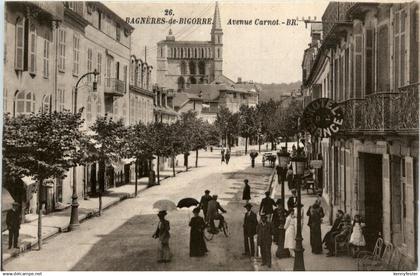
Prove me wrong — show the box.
[106,0,330,84]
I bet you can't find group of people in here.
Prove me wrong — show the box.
[322,210,366,257]
[220,147,231,164]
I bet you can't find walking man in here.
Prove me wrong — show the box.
[225,149,231,164]
[243,203,258,257]
[199,190,212,221]
[221,147,225,163]
[6,202,21,249]
[257,214,273,268]
[242,179,251,204]
[250,151,258,168]
[259,191,276,221]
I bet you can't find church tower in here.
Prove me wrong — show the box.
[211,2,223,81]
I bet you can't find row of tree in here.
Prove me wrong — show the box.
[214,98,303,154]
[3,109,218,249]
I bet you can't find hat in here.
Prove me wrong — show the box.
[244,203,252,209]
[158,210,167,216]
[244,179,249,183]
[265,191,271,196]
[192,207,200,214]
[205,190,210,194]
[291,189,297,194]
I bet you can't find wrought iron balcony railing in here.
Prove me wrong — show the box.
[105,78,126,96]
[339,84,419,135]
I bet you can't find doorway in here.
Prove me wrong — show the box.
[363,153,383,250]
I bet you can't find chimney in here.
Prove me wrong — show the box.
[237,77,242,84]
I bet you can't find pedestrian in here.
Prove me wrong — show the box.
[326,214,352,257]
[6,202,21,249]
[225,149,231,164]
[275,164,282,184]
[349,214,366,258]
[307,199,325,254]
[286,165,294,190]
[249,151,258,168]
[257,213,273,268]
[284,208,297,257]
[322,210,344,248]
[152,210,171,263]
[242,179,251,204]
[189,207,208,257]
[243,203,258,257]
[259,191,276,221]
[287,189,297,212]
[199,190,212,221]
[221,147,225,163]
[272,199,287,245]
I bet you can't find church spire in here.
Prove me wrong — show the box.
[211,2,222,31]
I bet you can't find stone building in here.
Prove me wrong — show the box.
[302,2,418,267]
[156,2,223,91]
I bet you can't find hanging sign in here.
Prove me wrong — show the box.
[302,98,343,138]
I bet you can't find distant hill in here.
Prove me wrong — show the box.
[256,81,302,102]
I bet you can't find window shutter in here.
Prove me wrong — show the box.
[382,154,391,242]
[29,24,37,74]
[15,18,24,70]
[377,25,390,91]
[354,23,363,98]
[404,156,415,255]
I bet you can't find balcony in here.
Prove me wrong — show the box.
[105,78,126,97]
[340,84,419,135]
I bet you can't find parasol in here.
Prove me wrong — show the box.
[153,199,177,211]
[177,197,200,208]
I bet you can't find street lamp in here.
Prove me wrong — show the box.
[69,69,100,231]
[276,147,290,258]
[291,147,307,271]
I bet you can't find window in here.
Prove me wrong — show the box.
[29,24,37,74]
[43,35,50,78]
[15,17,25,70]
[15,91,35,115]
[189,61,196,75]
[116,24,121,42]
[106,56,112,87]
[123,65,127,91]
[57,89,65,111]
[86,95,92,121]
[180,61,187,75]
[42,94,51,113]
[58,29,66,71]
[73,34,80,75]
[97,53,102,85]
[377,25,390,91]
[217,48,220,58]
[394,9,408,88]
[97,95,102,116]
[365,28,375,95]
[115,61,120,80]
[87,48,93,82]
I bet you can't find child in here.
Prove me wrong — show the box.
[349,214,366,257]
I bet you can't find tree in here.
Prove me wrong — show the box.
[214,107,240,149]
[147,122,173,184]
[278,99,304,147]
[89,116,127,210]
[238,105,258,154]
[3,110,84,249]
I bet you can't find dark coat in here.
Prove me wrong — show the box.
[200,194,212,212]
[189,216,208,257]
[259,197,276,215]
[257,221,273,245]
[243,211,258,236]
[242,184,251,200]
[287,196,297,210]
[154,219,170,244]
[6,209,21,230]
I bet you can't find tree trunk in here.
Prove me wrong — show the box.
[98,160,105,194]
[285,137,288,150]
[148,159,153,186]
[37,179,43,250]
[98,191,102,216]
[195,149,198,168]
[157,156,160,185]
[134,159,138,196]
[258,136,261,153]
[172,155,176,177]
[245,137,248,155]
[184,153,189,171]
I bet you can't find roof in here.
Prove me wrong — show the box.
[173,92,203,108]
[157,40,212,45]
[212,2,222,31]
[211,74,236,85]
[154,106,179,117]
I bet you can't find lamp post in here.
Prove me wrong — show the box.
[69,69,99,231]
[291,147,307,271]
[276,147,290,258]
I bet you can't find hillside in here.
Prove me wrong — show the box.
[256,81,302,102]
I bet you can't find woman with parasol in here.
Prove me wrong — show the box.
[189,207,208,257]
[152,210,172,263]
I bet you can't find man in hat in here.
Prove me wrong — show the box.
[287,189,297,212]
[207,195,227,234]
[199,190,212,221]
[242,179,251,204]
[243,203,258,257]
[249,151,258,168]
[6,202,21,249]
[259,191,276,221]
[257,213,273,268]
[153,210,171,262]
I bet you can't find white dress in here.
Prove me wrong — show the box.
[284,215,297,250]
[350,222,366,246]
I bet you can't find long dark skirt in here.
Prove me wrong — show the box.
[190,217,208,257]
[310,223,323,254]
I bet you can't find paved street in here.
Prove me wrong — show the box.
[4,150,274,271]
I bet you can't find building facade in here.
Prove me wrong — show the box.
[156,3,223,92]
[302,2,419,267]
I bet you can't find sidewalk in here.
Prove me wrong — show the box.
[258,174,358,271]
[1,166,187,263]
